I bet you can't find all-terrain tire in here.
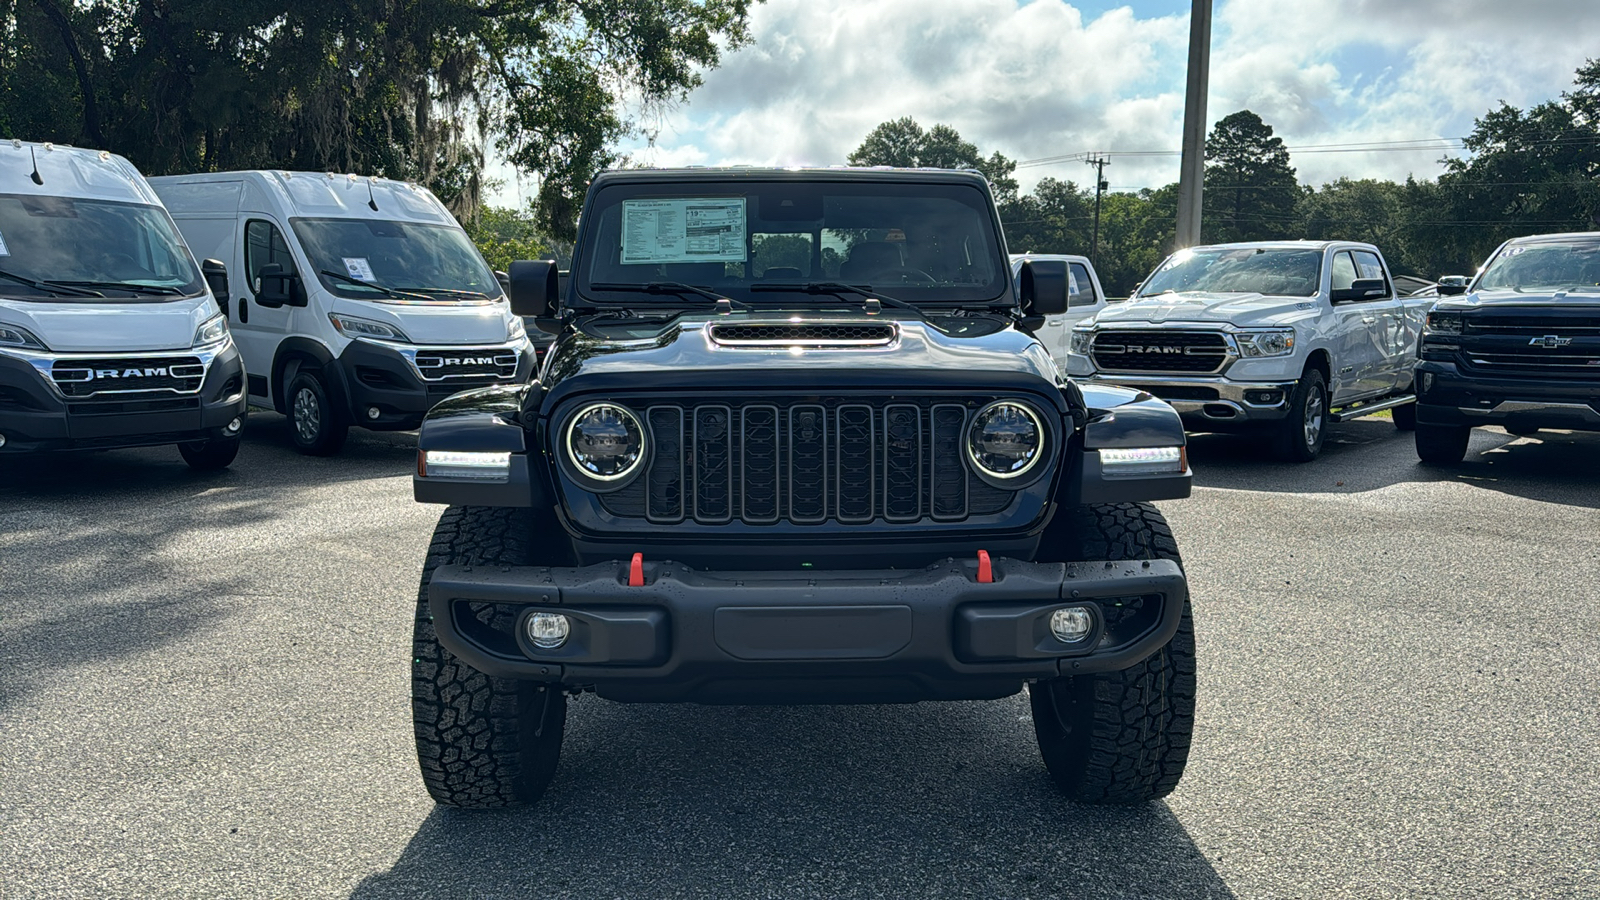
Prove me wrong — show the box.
[413,506,566,808]
[178,436,241,470]
[1030,502,1195,804]
[1415,421,1471,465]
[287,369,348,456]
[1273,369,1328,462]
[1391,401,1417,431]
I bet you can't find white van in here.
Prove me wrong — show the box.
[151,171,536,455]
[1009,253,1108,374]
[0,141,246,469]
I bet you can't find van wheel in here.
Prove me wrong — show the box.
[178,436,240,471]
[287,369,347,456]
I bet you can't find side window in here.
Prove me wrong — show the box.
[1352,250,1390,295]
[244,219,296,294]
[1330,251,1358,292]
[1068,262,1098,308]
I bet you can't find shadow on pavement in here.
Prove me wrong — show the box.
[352,701,1235,900]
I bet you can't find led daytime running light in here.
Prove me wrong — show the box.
[1098,446,1185,476]
[421,450,512,481]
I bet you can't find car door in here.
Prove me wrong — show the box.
[237,218,299,403]
[1327,249,1390,402]
[1350,248,1402,395]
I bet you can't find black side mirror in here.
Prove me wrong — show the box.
[1436,276,1470,296]
[1018,259,1070,317]
[1330,278,1387,303]
[508,259,559,322]
[201,258,229,305]
[255,263,297,308]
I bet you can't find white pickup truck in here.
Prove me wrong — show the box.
[1065,240,1428,460]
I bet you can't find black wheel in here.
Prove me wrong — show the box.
[413,506,567,808]
[1415,421,1470,465]
[286,369,348,456]
[1273,369,1328,462]
[1029,502,1195,804]
[177,436,240,471]
[1391,401,1417,431]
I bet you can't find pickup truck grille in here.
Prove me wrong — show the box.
[595,397,1021,526]
[1458,316,1600,378]
[51,356,205,398]
[1091,331,1229,373]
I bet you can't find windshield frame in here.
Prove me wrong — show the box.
[1135,246,1325,299]
[1472,236,1600,293]
[569,177,1013,311]
[289,216,504,305]
[0,193,206,304]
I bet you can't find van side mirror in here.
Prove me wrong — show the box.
[256,264,307,308]
[1018,259,1070,317]
[508,259,559,321]
[1330,278,1387,303]
[201,258,229,304]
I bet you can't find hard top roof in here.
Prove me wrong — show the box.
[590,166,993,187]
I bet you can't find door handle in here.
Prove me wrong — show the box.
[1361,316,1376,324]
[237,297,249,324]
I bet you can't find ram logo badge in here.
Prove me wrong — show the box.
[442,357,496,366]
[91,367,168,380]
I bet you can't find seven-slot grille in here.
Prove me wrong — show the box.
[1091,331,1229,373]
[1460,316,1600,377]
[51,356,204,398]
[413,348,518,381]
[594,398,1025,526]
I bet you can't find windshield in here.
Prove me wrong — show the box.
[1476,237,1600,292]
[576,179,1006,305]
[0,193,203,300]
[1138,247,1322,297]
[290,218,501,303]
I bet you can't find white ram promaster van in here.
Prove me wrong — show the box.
[151,171,536,455]
[0,141,246,469]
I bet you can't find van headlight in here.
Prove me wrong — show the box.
[967,400,1046,483]
[192,314,229,349]
[564,403,646,488]
[329,313,410,342]
[1234,328,1295,358]
[508,316,528,342]
[0,323,49,351]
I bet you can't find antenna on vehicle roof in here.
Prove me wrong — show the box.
[28,145,43,185]
[366,177,379,211]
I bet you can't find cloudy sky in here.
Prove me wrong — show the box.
[493,0,1600,204]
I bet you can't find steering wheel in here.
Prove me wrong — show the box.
[875,266,938,285]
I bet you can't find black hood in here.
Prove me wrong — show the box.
[1439,288,1600,311]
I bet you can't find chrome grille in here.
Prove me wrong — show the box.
[1091,331,1229,373]
[412,348,518,381]
[51,356,204,398]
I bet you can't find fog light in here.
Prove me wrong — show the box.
[1050,606,1094,643]
[1420,372,1434,393]
[525,613,570,649]
[367,406,381,420]
[224,417,242,435]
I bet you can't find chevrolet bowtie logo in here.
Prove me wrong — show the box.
[1529,335,1573,348]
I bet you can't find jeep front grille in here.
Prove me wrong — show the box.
[595,398,1021,525]
[412,348,518,381]
[1091,331,1229,373]
[51,356,205,398]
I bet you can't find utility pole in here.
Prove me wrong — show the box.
[1086,155,1110,270]
[1175,0,1212,249]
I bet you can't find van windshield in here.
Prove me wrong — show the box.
[291,218,502,303]
[0,194,203,300]
[1137,247,1322,298]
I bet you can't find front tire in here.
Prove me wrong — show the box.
[1391,401,1417,431]
[413,506,567,808]
[287,369,348,456]
[177,436,240,471]
[1273,369,1328,462]
[1415,421,1470,465]
[1030,502,1196,804]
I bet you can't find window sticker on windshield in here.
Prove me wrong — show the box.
[0,231,9,256]
[343,257,375,281]
[621,198,746,264]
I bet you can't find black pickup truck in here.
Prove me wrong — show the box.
[1415,231,1600,463]
[408,167,1196,808]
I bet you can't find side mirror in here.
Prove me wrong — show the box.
[201,258,229,304]
[255,263,298,308]
[1018,259,1069,316]
[1436,276,1470,296]
[1330,278,1387,303]
[508,259,559,321]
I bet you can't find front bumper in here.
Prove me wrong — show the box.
[1415,360,1600,431]
[427,555,1187,704]
[334,338,536,430]
[1080,373,1297,426]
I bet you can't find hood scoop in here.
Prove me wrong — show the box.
[708,322,898,347]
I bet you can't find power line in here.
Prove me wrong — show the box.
[1018,133,1600,170]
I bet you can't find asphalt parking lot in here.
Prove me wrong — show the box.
[1,414,1597,900]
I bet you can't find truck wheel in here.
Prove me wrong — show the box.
[413,506,566,808]
[1415,422,1470,465]
[177,436,240,471]
[287,369,348,456]
[1391,401,1417,431]
[1273,369,1327,462]
[1029,502,1195,804]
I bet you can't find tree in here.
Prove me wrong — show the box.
[0,0,756,237]
[848,117,1019,203]
[999,177,1092,259]
[1203,110,1303,243]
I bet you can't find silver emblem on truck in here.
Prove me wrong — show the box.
[1529,335,1572,348]
[442,357,496,366]
[90,367,169,380]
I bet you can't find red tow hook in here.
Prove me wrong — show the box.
[628,552,645,587]
[976,549,993,584]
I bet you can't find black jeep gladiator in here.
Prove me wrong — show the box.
[1416,231,1600,463]
[409,167,1196,808]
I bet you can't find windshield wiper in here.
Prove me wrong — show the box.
[393,286,493,299]
[47,280,185,296]
[589,282,752,310]
[0,268,104,298]
[751,281,932,320]
[319,269,434,302]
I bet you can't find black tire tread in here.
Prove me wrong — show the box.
[1391,401,1417,431]
[1415,421,1470,465]
[1273,369,1327,462]
[178,436,240,470]
[288,369,348,457]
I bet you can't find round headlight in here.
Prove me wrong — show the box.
[967,400,1045,480]
[565,403,645,483]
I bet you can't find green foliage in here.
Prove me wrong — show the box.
[1203,110,1304,243]
[848,117,1020,204]
[466,206,554,274]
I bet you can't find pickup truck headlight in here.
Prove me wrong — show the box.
[1070,329,1092,355]
[1425,311,1464,335]
[192,313,229,349]
[1234,329,1295,358]
[967,400,1045,482]
[0,323,49,351]
[329,312,410,342]
[565,402,646,486]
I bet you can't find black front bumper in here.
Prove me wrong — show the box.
[334,340,537,431]
[0,343,246,453]
[428,556,1187,704]
[1415,361,1600,431]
